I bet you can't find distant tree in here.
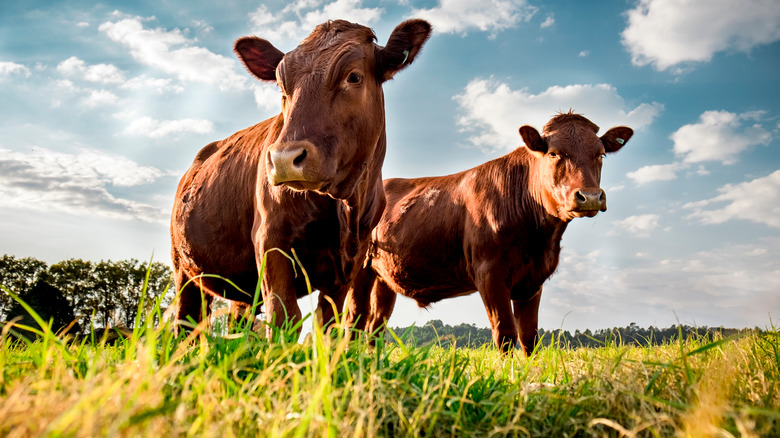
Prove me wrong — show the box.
[5,279,79,334]
[46,258,172,332]
[106,259,172,327]
[0,255,49,319]
[390,321,752,350]
[47,259,98,330]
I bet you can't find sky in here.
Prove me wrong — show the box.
[1,0,779,332]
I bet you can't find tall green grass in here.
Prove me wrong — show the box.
[1,273,778,437]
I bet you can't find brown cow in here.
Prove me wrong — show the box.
[346,112,632,354]
[170,19,432,337]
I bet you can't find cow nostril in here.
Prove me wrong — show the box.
[266,151,275,171]
[293,149,307,167]
[575,191,587,203]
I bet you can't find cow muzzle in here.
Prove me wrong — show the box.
[572,188,607,216]
[266,141,328,190]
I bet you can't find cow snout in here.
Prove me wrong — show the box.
[267,141,321,188]
[573,188,606,213]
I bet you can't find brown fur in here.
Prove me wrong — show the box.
[170,20,431,337]
[346,112,633,354]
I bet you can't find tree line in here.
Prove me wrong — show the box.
[1,253,754,345]
[389,319,755,349]
[0,255,172,335]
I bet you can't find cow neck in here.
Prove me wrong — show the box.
[509,148,568,235]
[337,130,387,285]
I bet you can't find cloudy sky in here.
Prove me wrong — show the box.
[2,0,779,332]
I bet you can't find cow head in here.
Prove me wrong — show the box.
[519,112,633,222]
[235,19,432,200]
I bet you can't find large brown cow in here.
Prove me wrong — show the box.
[170,20,432,337]
[346,112,632,354]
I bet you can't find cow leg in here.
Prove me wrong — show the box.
[260,250,303,340]
[512,286,542,356]
[365,279,397,341]
[228,300,257,331]
[316,286,349,332]
[173,270,213,335]
[477,276,518,352]
[345,266,377,333]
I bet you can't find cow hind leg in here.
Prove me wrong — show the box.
[512,287,542,356]
[317,286,350,333]
[228,300,264,333]
[173,270,214,336]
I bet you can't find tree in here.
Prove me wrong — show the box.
[2,254,173,334]
[5,279,78,334]
[47,259,99,331]
[105,259,172,327]
[48,258,173,332]
[0,255,48,320]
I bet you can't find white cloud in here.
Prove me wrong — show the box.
[123,116,214,139]
[627,162,685,185]
[191,19,214,34]
[0,147,168,223]
[454,78,663,150]
[0,61,31,79]
[622,0,780,71]
[99,16,247,91]
[253,83,282,111]
[627,110,772,186]
[684,169,780,228]
[672,110,772,165]
[121,75,184,93]
[82,89,119,107]
[540,14,555,29]
[578,50,590,57]
[250,0,383,44]
[411,0,536,36]
[611,214,661,237]
[56,56,126,84]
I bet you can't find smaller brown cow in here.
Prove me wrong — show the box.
[346,112,632,354]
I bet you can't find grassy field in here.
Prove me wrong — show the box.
[1,290,779,437]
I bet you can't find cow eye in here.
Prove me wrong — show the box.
[548,151,559,159]
[347,72,362,84]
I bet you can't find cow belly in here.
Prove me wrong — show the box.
[173,187,259,301]
[372,250,474,306]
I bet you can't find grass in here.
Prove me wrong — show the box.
[1,277,779,436]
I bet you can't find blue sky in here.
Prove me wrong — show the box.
[1,0,779,331]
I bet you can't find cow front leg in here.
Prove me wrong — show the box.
[259,249,303,341]
[345,266,377,333]
[512,286,542,356]
[477,275,518,352]
[365,279,396,339]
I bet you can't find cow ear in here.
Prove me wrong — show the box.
[378,19,432,82]
[234,37,284,82]
[519,125,547,154]
[601,126,633,153]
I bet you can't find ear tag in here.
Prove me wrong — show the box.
[616,138,625,145]
[402,50,410,65]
